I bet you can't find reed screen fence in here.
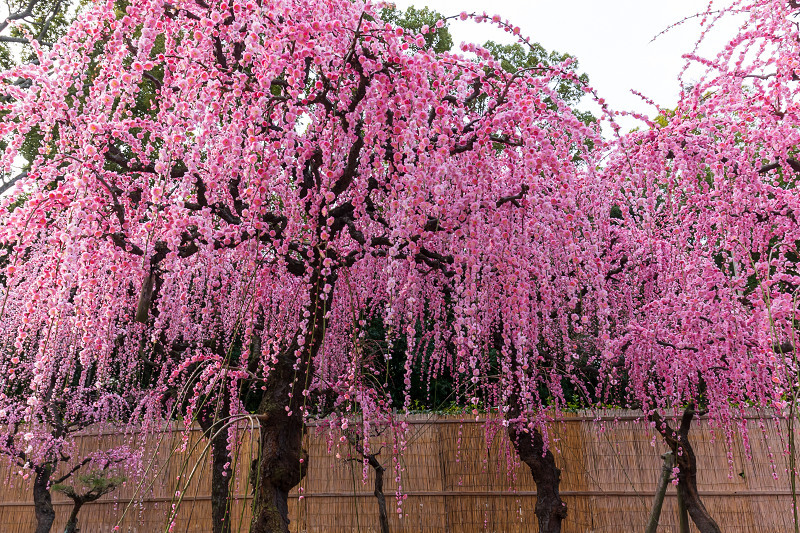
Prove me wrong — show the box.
[0,410,796,532]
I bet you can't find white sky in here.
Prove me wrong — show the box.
[393,0,740,132]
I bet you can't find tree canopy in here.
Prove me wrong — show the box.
[0,0,798,532]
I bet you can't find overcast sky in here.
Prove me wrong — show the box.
[392,0,738,132]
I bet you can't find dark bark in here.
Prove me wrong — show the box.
[135,271,155,323]
[249,373,307,533]
[349,438,389,533]
[500,326,567,533]
[650,405,721,533]
[507,422,567,533]
[198,390,233,533]
[372,458,389,533]
[249,266,330,533]
[33,465,55,533]
[64,499,83,533]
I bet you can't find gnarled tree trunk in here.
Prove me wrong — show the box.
[371,457,389,533]
[650,404,721,533]
[508,422,567,533]
[250,277,326,533]
[249,271,328,533]
[250,355,308,533]
[501,326,567,533]
[33,465,55,533]
[64,498,84,533]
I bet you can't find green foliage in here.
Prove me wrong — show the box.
[53,470,127,499]
[483,40,595,126]
[360,311,456,411]
[380,5,453,54]
[0,0,83,69]
[18,124,45,166]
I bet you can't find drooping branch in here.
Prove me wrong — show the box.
[655,339,699,353]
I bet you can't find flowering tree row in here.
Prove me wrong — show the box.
[0,0,797,532]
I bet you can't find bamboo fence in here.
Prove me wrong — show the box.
[0,410,797,532]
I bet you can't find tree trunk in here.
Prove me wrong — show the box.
[248,267,329,533]
[499,327,568,533]
[650,405,721,533]
[209,425,233,533]
[33,465,55,533]
[677,468,720,533]
[199,390,233,533]
[249,339,312,533]
[508,423,567,533]
[64,499,83,533]
[372,458,389,533]
[249,411,307,533]
[349,437,390,533]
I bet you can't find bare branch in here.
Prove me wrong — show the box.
[0,0,40,34]
[758,157,800,174]
[655,339,699,353]
[53,456,92,485]
[496,184,530,208]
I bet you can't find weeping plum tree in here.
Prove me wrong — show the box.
[0,226,140,533]
[601,1,800,531]
[4,2,796,533]
[0,0,615,531]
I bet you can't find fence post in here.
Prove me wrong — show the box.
[645,452,673,533]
